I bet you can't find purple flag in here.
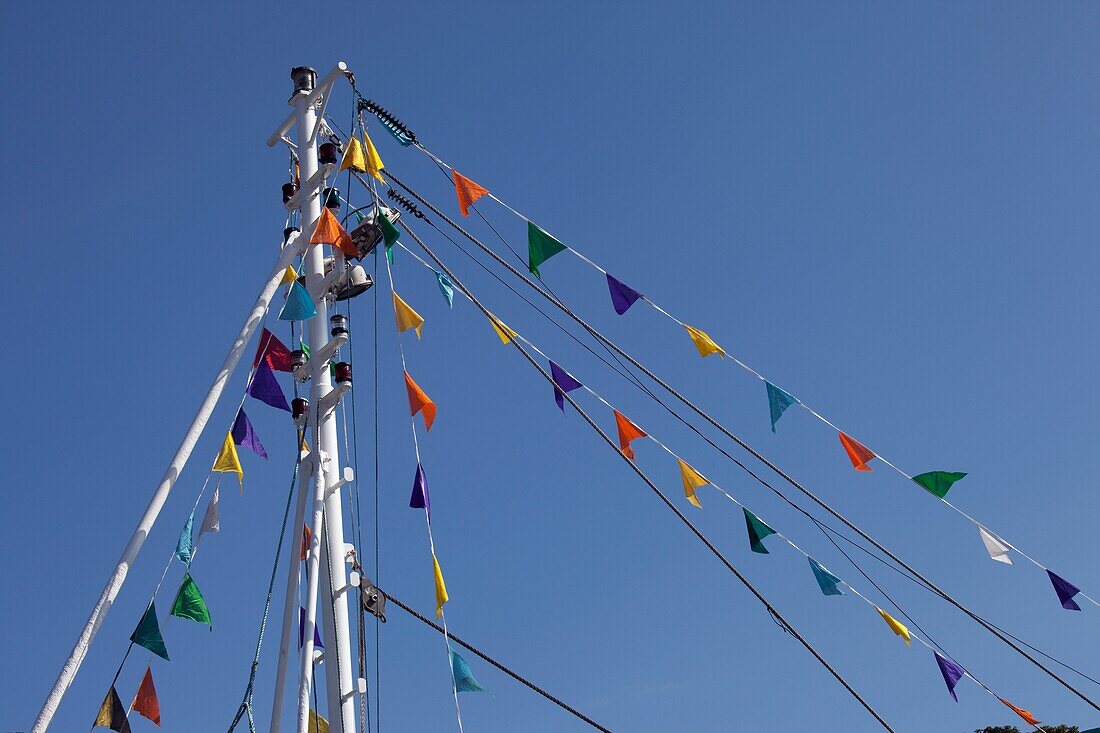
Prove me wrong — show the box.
[247,360,290,412]
[1047,569,1081,611]
[231,409,267,459]
[933,652,965,702]
[410,463,430,514]
[549,361,583,412]
[606,273,643,315]
[298,607,324,649]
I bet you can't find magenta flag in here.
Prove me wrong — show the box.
[1047,570,1082,611]
[247,360,290,412]
[606,273,643,315]
[410,463,430,514]
[231,409,267,459]
[549,361,583,412]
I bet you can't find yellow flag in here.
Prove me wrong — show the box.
[392,292,425,339]
[489,315,517,345]
[877,608,911,646]
[684,324,726,358]
[308,709,329,733]
[279,264,298,286]
[678,459,707,508]
[212,431,243,487]
[433,554,449,617]
[338,136,367,173]
[364,133,386,183]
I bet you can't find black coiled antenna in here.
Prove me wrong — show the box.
[387,189,427,219]
[357,98,416,146]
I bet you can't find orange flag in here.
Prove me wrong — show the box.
[838,431,875,472]
[132,667,161,727]
[613,410,647,460]
[310,208,357,259]
[405,371,437,431]
[999,698,1040,726]
[453,170,489,217]
[301,524,312,561]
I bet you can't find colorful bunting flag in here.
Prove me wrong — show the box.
[606,273,643,315]
[298,607,324,649]
[684,324,726,358]
[549,360,582,412]
[212,431,243,486]
[1047,569,1081,611]
[131,667,161,727]
[433,554,449,618]
[254,328,293,372]
[247,360,291,412]
[310,207,357,258]
[743,508,777,554]
[393,292,425,339]
[765,381,797,433]
[450,650,485,693]
[933,651,965,702]
[308,709,330,733]
[130,602,169,660]
[999,697,1040,726]
[280,264,299,286]
[409,462,430,514]
[527,221,567,278]
[489,315,517,345]
[452,170,489,217]
[404,371,437,431]
[175,510,194,564]
[436,271,455,308]
[677,459,707,509]
[301,524,312,561]
[379,211,400,247]
[912,471,967,499]
[364,133,386,183]
[613,410,647,460]
[838,431,875,472]
[338,136,367,173]
[93,686,131,733]
[200,486,220,536]
[807,557,844,596]
[280,280,318,321]
[231,409,267,459]
[977,525,1012,565]
[171,573,211,626]
[876,608,911,646]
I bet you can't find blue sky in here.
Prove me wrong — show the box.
[2,2,1098,731]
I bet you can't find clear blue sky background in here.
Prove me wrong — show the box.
[2,2,1098,732]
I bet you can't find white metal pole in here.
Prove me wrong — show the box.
[31,232,307,733]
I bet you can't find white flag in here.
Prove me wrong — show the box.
[978,525,1012,564]
[200,487,220,535]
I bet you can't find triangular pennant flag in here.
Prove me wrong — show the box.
[379,211,400,247]
[131,667,161,727]
[489,315,517,344]
[933,651,965,702]
[876,608,911,646]
[279,264,299,286]
[200,486,220,536]
[404,371,437,431]
[527,221,567,278]
[93,686,131,733]
[613,410,647,460]
[247,360,291,412]
[309,207,357,258]
[175,510,194,564]
[130,602,169,660]
[977,525,1012,565]
[301,524,312,561]
[838,432,875,472]
[409,462,430,514]
[212,431,243,486]
[1047,569,1082,611]
[171,573,211,626]
[308,709,330,733]
[254,328,293,372]
[279,280,318,321]
[684,324,726,358]
[436,271,455,308]
[743,508,777,554]
[433,554,449,618]
[677,459,707,508]
[999,698,1040,726]
[298,607,324,649]
[231,409,268,459]
[606,273,643,316]
[807,557,845,596]
[765,381,797,433]
[549,360,582,412]
[449,650,485,693]
[364,132,386,183]
[338,136,367,172]
[912,471,967,498]
[300,341,311,359]
[452,170,489,217]
[392,292,425,339]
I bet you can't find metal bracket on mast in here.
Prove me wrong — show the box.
[266,62,349,148]
[325,466,354,498]
[292,334,348,382]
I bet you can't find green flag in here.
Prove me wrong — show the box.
[912,471,967,498]
[130,602,169,660]
[379,212,400,247]
[171,573,212,626]
[527,221,567,278]
[743,508,777,554]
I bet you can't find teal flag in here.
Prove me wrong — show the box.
[765,381,796,433]
[436,271,455,308]
[379,212,400,246]
[175,510,194,564]
[743,508,777,554]
[449,650,485,693]
[171,573,212,626]
[527,221,567,278]
[912,471,967,498]
[808,557,845,596]
[279,281,317,321]
[130,602,169,660]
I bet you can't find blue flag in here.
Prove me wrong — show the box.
[449,650,485,693]
[247,360,291,412]
[765,381,796,433]
[279,280,317,321]
[436,271,455,308]
[176,510,195,564]
[807,557,844,596]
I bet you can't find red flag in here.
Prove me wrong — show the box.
[310,207,357,258]
[453,170,489,217]
[132,667,161,727]
[613,410,647,460]
[405,371,437,431]
[254,328,293,372]
[998,698,1039,725]
[301,524,312,561]
[838,431,875,472]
